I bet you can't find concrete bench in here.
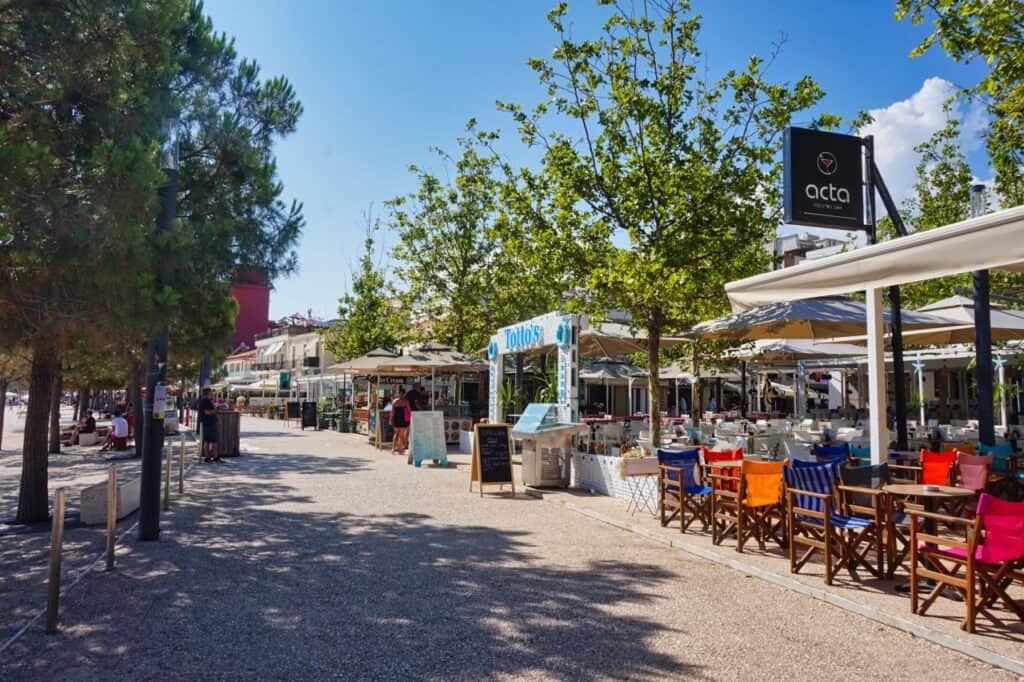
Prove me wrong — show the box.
[80,476,140,525]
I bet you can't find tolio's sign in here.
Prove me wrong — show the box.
[783,127,868,231]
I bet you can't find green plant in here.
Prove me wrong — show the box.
[267,404,278,419]
[535,370,557,403]
[499,379,518,413]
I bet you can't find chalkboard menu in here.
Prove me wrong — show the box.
[470,423,514,496]
[409,411,447,466]
[285,401,300,419]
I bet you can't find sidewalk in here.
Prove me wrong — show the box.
[0,417,1015,679]
[0,408,152,647]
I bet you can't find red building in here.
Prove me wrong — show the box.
[230,270,270,352]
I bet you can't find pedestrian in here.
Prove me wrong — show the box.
[390,388,411,455]
[406,383,425,412]
[100,410,129,451]
[199,387,220,462]
[70,410,96,445]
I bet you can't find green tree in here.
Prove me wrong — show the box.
[897,0,1024,204]
[0,0,303,522]
[500,0,835,443]
[388,127,501,353]
[324,217,403,359]
[0,0,179,522]
[877,111,1024,309]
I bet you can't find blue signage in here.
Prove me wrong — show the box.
[503,323,542,351]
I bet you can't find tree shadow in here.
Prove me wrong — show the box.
[2,464,699,679]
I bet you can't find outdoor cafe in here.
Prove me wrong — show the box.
[648,204,1024,639]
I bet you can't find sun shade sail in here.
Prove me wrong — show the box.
[726,206,1024,312]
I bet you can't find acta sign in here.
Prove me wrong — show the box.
[783,127,867,232]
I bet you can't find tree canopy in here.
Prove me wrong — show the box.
[498,0,836,442]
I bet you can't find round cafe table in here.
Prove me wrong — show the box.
[884,483,974,595]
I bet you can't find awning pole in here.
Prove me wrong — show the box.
[866,288,887,465]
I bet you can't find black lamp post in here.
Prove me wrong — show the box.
[139,115,179,541]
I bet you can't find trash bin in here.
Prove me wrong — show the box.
[216,410,241,457]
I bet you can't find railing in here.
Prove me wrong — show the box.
[252,361,288,370]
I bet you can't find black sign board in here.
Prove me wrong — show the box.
[471,423,515,496]
[300,401,317,430]
[285,401,300,419]
[784,127,867,231]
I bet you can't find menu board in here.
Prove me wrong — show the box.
[410,411,447,467]
[470,423,515,496]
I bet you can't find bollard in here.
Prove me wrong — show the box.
[106,465,117,571]
[178,433,185,494]
[45,489,67,634]
[163,442,172,511]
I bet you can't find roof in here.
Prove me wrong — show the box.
[226,349,258,361]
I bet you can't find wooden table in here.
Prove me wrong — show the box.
[884,483,974,594]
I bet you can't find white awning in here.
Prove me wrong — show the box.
[727,205,1024,312]
[260,341,284,357]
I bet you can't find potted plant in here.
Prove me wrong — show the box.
[267,404,278,420]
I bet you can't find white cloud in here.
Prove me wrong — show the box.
[858,77,986,207]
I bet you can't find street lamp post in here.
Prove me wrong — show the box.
[139,115,179,541]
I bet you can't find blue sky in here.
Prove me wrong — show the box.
[201,0,989,319]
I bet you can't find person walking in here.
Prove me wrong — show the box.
[390,389,411,456]
[199,387,220,462]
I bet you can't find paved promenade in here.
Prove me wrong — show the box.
[0,416,1013,679]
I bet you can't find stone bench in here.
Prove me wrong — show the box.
[80,476,140,525]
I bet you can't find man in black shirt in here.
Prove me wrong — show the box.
[71,410,96,445]
[199,387,220,462]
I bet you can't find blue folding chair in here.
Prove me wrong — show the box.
[784,460,876,585]
[658,448,711,532]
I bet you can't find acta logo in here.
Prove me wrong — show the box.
[805,183,851,203]
[817,151,837,175]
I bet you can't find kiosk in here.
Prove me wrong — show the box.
[487,311,584,424]
[489,312,586,487]
[511,403,587,487]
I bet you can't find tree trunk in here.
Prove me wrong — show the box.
[691,345,702,418]
[17,340,59,523]
[132,358,144,458]
[0,378,8,451]
[80,386,91,422]
[647,324,662,448]
[48,367,62,454]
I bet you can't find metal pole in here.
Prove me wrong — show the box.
[889,286,909,450]
[106,465,117,571]
[179,433,186,493]
[139,156,177,541]
[45,489,67,634]
[866,135,909,451]
[740,361,747,418]
[163,435,172,511]
[971,184,995,444]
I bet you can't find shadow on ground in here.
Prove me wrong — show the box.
[2,448,697,680]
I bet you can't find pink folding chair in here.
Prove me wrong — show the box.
[956,452,994,494]
[910,493,1024,632]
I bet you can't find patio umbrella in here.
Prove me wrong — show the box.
[579,321,688,357]
[687,296,958,341]
[732,339,867,362]
[325,347,400,375]
[373,343,488,409]
[580,357,647,415]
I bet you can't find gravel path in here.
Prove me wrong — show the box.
[0,417,1013,680]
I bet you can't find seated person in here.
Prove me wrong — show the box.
[71,410,97,444]
[101,411,130,451]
